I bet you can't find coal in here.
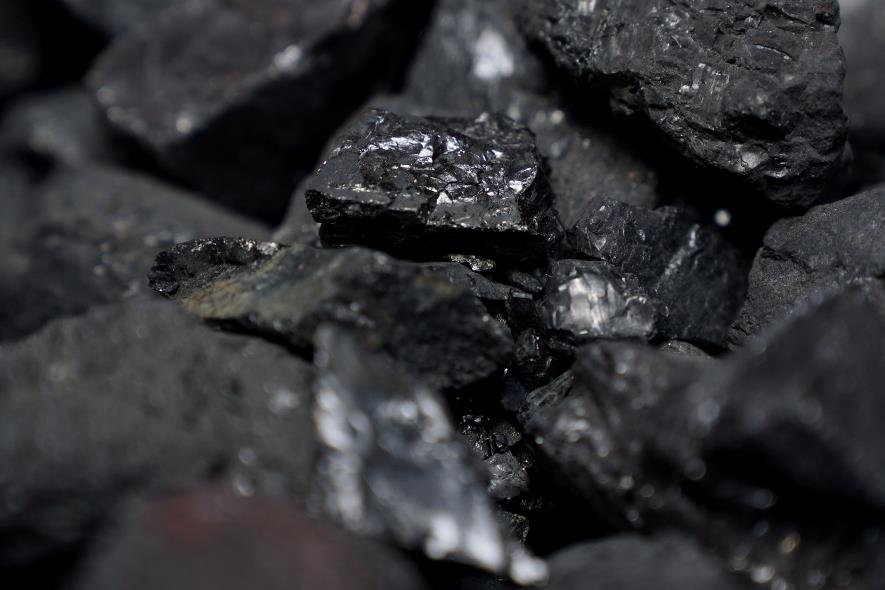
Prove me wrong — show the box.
[0,87,116,166]
[547,534,745,590]
[399,0,660,228]
[0,164,266,342]
[149,238,514,391]
[521,284,885,588]
[62,0,177,36]
[310,327,546,585]
[305,109,562,260]
[0,300,317,568]
[520,0,848,210]
[570,197,746,346]
[72,487,426,590]
[730,187,885,345]
[89,0,429,221]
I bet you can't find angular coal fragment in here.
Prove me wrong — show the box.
[73,487,426,590]
[0,87,116,166]
[305,109,562,260]
[0,300,316,568]
[62,0,176,36]
[0,164,267,342]
[0,1,39,104]
[459,414,532,502]
[570,197,746,346]
[538,259,657,342]
[149,238,514,391]
[399,0,660,227]
[89,0,429,221]
[730,187,885,344]
[522,284,885,588]
[310,326,546,585]
[521,0,848,209]
[547,534,744,590]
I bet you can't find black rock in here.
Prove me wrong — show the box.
[310,326,546,585]
[149,238,514,391]
[0,300,317,568]
[839,0,885,189]
[62,0,177,36]
[0,164,267,342]
[520,0,848,210]
[521,284,885,588]
[305,109,562,260]
[73,487,426,590]
[89,0,429,221]
[0,87,116,166]
[398,0,661,227]
[0,1,39,104]
[570,197,746,346]
[547,534,745,590]
[730,187,885,345]
[272,174,322,246]
[459,414,531,502]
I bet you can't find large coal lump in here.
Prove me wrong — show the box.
[73,487,427,590]
[305,109,562,260]
[522,284,885,588]
[730,187,885,344]
[310,327,546,585]
[149,238,514,391]
[0,164,266,342]
[89,0,428,221]
[0,300,316,567]
[547,534,745,590]
[570,197,746,346]
[520,0,848,209]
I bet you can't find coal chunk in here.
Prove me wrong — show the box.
[570,197,746,346]
[0,87,117,166]
[0,164,267,342]
[730,187,885,345]
[89,0,429,221]
[399,0,660,227]
[149,238,514,391]
[62,0,177,36]
[522,284,885,588]
[521,0,848,209]
[305,109,562,260]
[73,487,426,590]
[310,327,546,585]
[0,300,316,567]
[547,534,744,590]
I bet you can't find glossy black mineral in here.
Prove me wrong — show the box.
[520,0,848,209]
[149,237,513,391]
[89,0,429,221]
[305,109,562,260]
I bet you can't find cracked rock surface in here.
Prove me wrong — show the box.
[521,0,848,209]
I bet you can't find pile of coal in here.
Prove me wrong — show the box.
[2,0,885,589]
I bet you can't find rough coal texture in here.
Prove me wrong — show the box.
[305,109,562,260]
[522,285,885,588]
[89,0,430,221]
[149,238,514,391]
[730,187,885,344]
[398,0,660,227]
[62,0,177,36]
[0,87,117,166]
[73,488,426,590]
[570,197,746,346]
[0,164,267,342]
[547,534,745,590]
[0,301,316,568]
[310,327,545,585]
[521,0,848,210]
